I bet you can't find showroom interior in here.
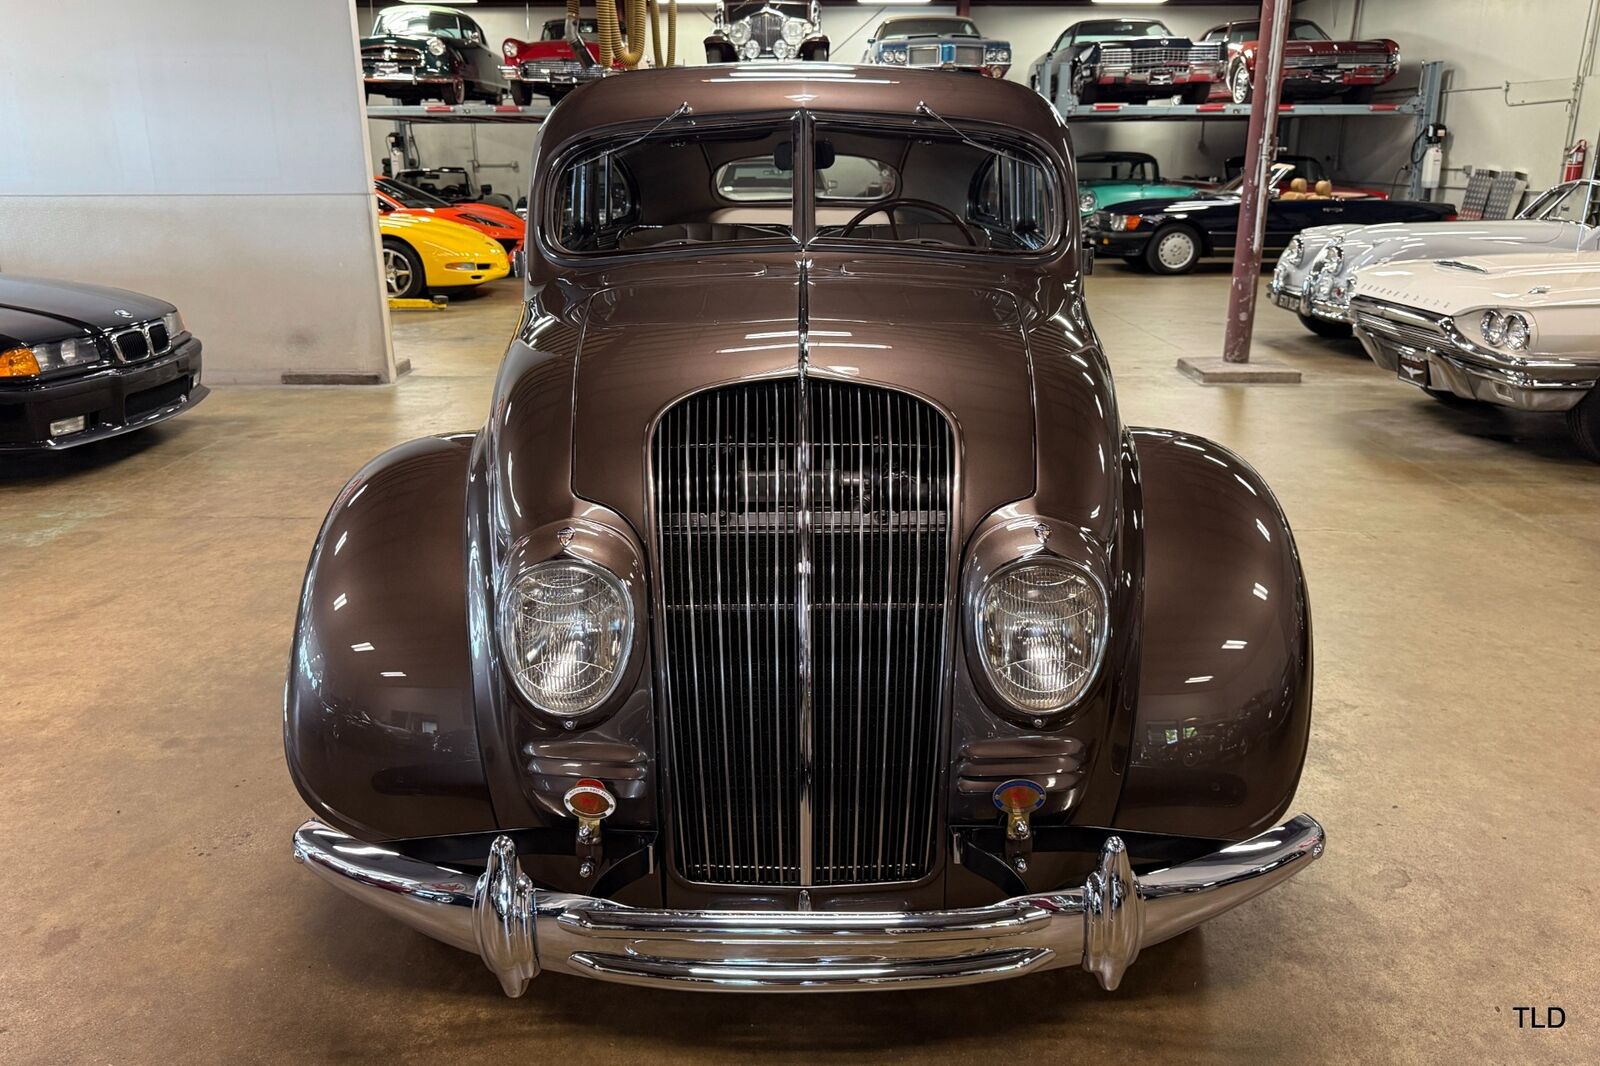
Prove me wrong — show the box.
[3,0,1597,1062]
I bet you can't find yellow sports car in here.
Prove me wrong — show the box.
[377,210,509,298]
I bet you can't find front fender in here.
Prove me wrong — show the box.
[1113,430,1312,841]
[284,434,496,841]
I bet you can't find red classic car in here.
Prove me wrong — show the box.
[374,177,525,254]
[501,18,616,105]
[1201,18,1399,104]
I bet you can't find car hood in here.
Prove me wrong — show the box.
[1352,251,1600,314]
[567,261,1043,542]
[380,212,506,254]
[362,33,451,50]
[1335,221,1588,273]
[0,275,173,346]
[1098,191,1230,216]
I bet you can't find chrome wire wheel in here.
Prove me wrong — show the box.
[1150,227,1199,274]
[383,246,412,297]
[1231,64,1252,104]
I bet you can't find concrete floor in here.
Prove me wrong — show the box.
[3,267,1597,1065]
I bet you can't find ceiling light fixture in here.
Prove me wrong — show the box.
[1090,0,1168,5]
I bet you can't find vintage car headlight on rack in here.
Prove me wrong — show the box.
[879,44,908,64]
[974,559,1108,715]
[985,45,1012,65]
[782,17,810,45]
[727,18,751,45]
[498,558,634,718]
[742,38,763,60]
[426,36,447,56]
[771,37,792,59]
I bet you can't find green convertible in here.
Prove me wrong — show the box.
[1076,151,1199,218]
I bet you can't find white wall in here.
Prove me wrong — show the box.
[0,0,395,385]
[359,3,1266,199]
[1297,0,1600,200]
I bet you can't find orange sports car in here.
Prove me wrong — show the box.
[374,176,524,254]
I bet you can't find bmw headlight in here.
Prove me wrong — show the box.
[782,17,809,45]
[25,335,104,374]
[975,560,1108,714]
[1480,310,1507,347]
[728,18,751,45]
[426,36,447,56]
[499,559,633,717]
[162,310,186,339]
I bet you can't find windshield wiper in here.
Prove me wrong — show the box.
[915,101,1030,165]
[602,102,695,160]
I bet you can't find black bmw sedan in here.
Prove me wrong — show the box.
[0,275,206,451]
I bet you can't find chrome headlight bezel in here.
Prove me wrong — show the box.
[426,36,447,57]
[1284,235,1305,266]
[781,17,809,45]
[1080,191,1097,213]
[727,18,751,45]
[985,45,1012,64]
[1480,309,1508,347]
[1502,311,1531,350]
[880,45,908,65]
[495,524,645,724]
[973,557,1109,718]
[964,518,1112,729]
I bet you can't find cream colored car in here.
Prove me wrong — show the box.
[1349,251,1600,460]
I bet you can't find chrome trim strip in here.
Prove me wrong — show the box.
[292,813,1325,996]
[795,255,815,887]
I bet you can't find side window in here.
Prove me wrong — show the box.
[972,155,1056,250]
[1230,28,1250,45]
[556,156,638,249]
[462,17,484,44]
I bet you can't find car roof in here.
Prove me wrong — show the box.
[538,65,1063,161]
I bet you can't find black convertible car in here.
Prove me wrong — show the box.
[1086,163,1456,274]
[0,276,205,451]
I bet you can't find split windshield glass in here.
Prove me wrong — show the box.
[548,115,1059,256]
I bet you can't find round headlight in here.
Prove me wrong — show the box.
[426,36,447,56]
[1322,243,1343,269]
[741,38,763,60]
[1284,236,1304,266]
[1503,312,1530,350]
[728,19,751,45]
[772,37,792,60]
[986,46,1011,63]
[1481,310,1506,346]
[782,17,808,45]
[1080,192,1096,213]
[499,559,633,717]
[975,560,1108,714]
[503,41,518,58]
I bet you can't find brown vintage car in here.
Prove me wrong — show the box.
[287,64,1324,995]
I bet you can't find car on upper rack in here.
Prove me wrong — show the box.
[0,275,204,452]
[286,64,1324,999]
[376,177,526,257]
[396,167,515,211]
[1350,251,1600,460]
[1075,151,1200,218]
[705,1,828,63]
[376,210,510,299]
[1028,17,1223,106]
[1199,17,1400,105]
[361,3,508,105]
[1085,161,1456,275]
[861,14,1011,78]
[501,16,613,105]
[1272,179,1600,337]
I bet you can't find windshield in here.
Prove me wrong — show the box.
[1228,20,1331,41]
[1079,156,1158,183]
[1527,181,1600,225]
[377,177,449,208]
[1074,20,1173,43]
[374,8,461,38]
[548,117,1059,256]
[542,18,599,40]
[881,18,980,39]
[401,169,475,198]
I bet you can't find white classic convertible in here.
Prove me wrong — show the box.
[1349,251,1600,459]
[1271,179,1600,337]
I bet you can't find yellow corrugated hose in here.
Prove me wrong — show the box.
[598,0,647,69]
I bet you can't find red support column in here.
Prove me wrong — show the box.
[1221,0,1294,363]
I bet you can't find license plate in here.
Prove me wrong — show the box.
[1396,349,1430,388]
[1270,289,1300,311]
[376,62,399,73]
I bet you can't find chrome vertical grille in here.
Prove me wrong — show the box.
[652,379,953,887]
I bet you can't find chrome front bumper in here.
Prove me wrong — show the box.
[292,813,1324,996]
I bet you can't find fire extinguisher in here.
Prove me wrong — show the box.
[1563,140,1588,182]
